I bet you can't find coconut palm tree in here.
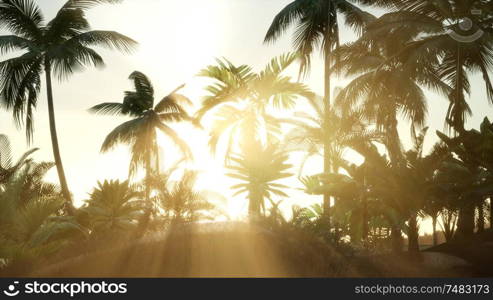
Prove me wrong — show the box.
[196,53,313,161]
[363,0,493,133]
[0,0,137,209]
[226,141,293,217]
[264,0,375,224]
[89,71,193,227]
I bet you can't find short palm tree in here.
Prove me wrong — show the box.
[152,171,217,223]
[89,71,193,223]
[0,160,84,274]
[0,0,137,209]
[82,180,143,236]
[264,0,375,222]
[0,134,38,184]
[196,53,313,160]
[226,142,293,217]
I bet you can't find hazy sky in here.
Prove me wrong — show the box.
[1,0,492,223]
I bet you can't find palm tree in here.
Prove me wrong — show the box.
[284,94,378,173]
[301,160,373,243]
[0,134,38,184]
[435,118,493,239]
[226,142,293,217]
[196,53,313,161]
[264,0,375,224]
[152,171,217,223]
[0,0,137,210]
[283,93,380,228]
[81,180,143,236]
[0,160,84,275]
[363,0,493,133]
[403,128,451,251]
[334,37,446,165]
[89,71,193,226]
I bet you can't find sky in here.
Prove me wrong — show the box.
[1,0,492,226]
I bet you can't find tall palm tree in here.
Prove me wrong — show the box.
[0,0,137,210]
[226,142,293,217]
[264,0,375,224]
[363,0,493,133]
[89,71,193,225]
[197,53,313,160]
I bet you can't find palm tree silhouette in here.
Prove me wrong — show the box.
[365,0,493,133]
[153,171,217,223]
[82,180,143,236]
[334,38,437,165]
[226,141,292,217]
[197,53,313,161]
[264,0,375,226]
[0,0,137,210]
[89,71,193,226]
[283,93,379,175]
[0,134,38,184]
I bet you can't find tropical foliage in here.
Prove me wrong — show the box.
[1,0,493,276]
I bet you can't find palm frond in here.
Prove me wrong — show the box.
[0,0,43,40]
[156,122,193,161]
[88,102,124,116]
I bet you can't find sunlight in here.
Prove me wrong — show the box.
[155,124,246,220]
[2,0,493,280]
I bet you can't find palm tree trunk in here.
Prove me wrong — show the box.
[391,226,403,254]
[137,149,152,233]
[362,194,368,242]
[145,149,151,215]
[155,140,160,174]
[322,40,332,232]
[432,215,438,246]
[249,189,261,219]
[407,213,420,254]
[387,112,403,165]
[477,201,485,233]
[44,59,74,214]
[456,202,474,239]
[490,197,493,229]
